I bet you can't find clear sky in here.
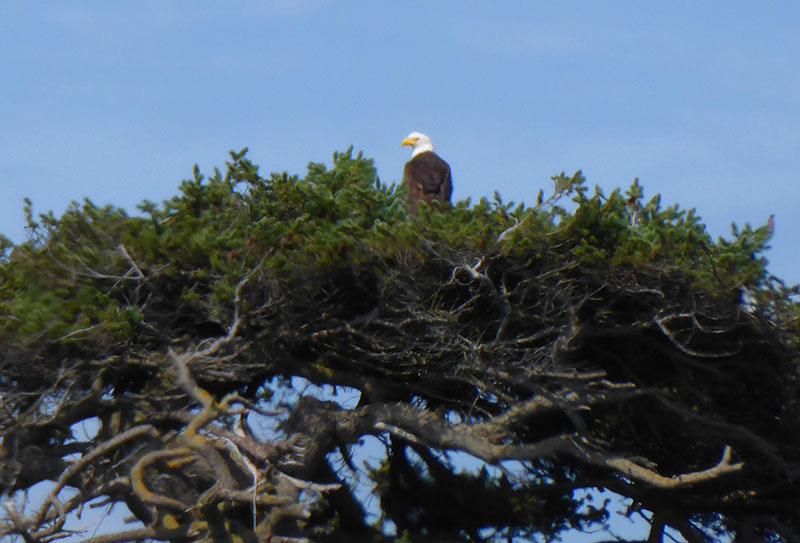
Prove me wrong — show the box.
[2,2,798,285]
[0,2,797,540]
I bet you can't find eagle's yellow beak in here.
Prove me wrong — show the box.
[401,137,418,147]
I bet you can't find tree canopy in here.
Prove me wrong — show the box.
[1,148,799,543]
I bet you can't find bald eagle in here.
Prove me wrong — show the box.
[401,132,453,208]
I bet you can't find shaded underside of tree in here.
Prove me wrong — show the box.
[1,149,799,543]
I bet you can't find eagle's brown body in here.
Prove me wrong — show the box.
[403,150,453,206]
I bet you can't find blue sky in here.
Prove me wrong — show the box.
[2,2,798,286]
[0,2,797,540]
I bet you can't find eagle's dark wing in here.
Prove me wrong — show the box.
[403,151,452,203]
[440,165,453,203]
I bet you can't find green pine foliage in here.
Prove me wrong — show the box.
[0,148,795,357]
[2,148,799,541]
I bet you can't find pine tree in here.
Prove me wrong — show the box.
[1,148,798,543]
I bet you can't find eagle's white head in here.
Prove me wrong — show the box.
[402,132,435,158]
